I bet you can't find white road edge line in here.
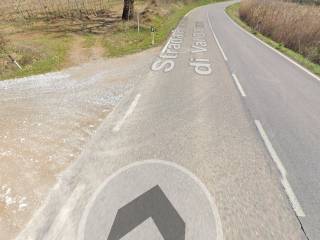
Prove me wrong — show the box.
[184,10,192,17]
[207,11,228,62]
[161,26,179,54]
[184,6,202,18]
[254,120,306,217]
[232,73,246,97]
[161,35,172,54]
[113,94,141,132]
[224,11,320,83]
[44,184,86,239]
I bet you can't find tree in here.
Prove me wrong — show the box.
[122,0,134,20]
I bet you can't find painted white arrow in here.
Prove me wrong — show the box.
[107,185,185,240]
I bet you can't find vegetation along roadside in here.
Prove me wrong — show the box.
[226,0,320,78]
[0,0,223,80]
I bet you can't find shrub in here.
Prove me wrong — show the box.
[239,0,320,64]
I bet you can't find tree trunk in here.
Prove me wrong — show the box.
[122,0,134,20]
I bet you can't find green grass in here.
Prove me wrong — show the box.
[103,25,154,57]
[103,0,223,57]
[83,34,98,48]
[1,0,222,80]
[1,34,72,80]
[226,3,320,77]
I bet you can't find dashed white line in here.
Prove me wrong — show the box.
[255,120,287,176]
[113,94,141,132]
[224,11,320,83]
[254,120,306,217]
[281,177,306,217]
[232,73,246,97]
[207,11,228,62]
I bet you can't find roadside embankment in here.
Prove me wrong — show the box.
[239,0,320,65]
[226,1,320,77]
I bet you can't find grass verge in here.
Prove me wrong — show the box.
[102,0,223,57]
[0,34,72,80]
[226,3,320,77]
[1,0,222,80]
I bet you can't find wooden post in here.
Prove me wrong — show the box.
[8,54,22,70]
[151,26,155,45]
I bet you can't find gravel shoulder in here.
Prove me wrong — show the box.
[0,47,159,240]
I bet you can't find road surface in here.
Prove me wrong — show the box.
[208,2,320,239]
[16,1,320,239]
[0,48,158,239]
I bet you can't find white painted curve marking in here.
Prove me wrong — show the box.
[224,10,320,83]
[207,11,228,62]
[254,120,306,217]
[78,160,224,240]
[231,73,246,97]
[113,94,141,132]
[184,10,192,17]
[184,5,202,18]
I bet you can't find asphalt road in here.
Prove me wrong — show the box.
[16,1,319,240]
[207,2,320,239]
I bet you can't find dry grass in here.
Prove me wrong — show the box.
[0,34,10,75]
[0,0,123,21]
[0,0,189,21]
[0,0,125,79]
[291,0,320,4]
[239,0,320,64]
[0,34,7,54]
[0,35,6,49]
[0,0,211,79]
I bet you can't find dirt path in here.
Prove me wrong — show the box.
[66,36,105,66]
[0,47,159,239]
